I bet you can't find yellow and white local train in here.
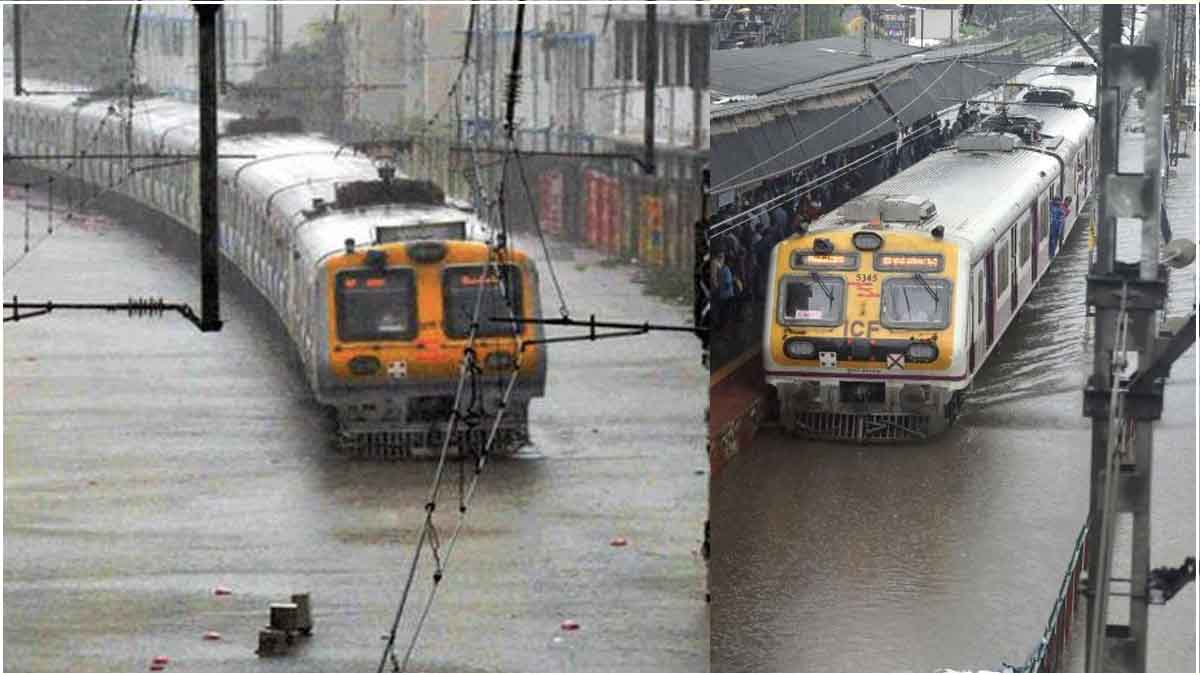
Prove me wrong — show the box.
[764,60,1097,441]
[4,80,547,455]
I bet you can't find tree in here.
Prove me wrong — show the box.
[7,5,129,87]
[231,19,345,136]
[785,5,846,42]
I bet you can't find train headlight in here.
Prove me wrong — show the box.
[784,339,817,360]
[406,241,447,263]
[852,231,883,251]
[364,249,388,270]
[348,355,382,375]
[485,351,515,371]
[906,342,939,363]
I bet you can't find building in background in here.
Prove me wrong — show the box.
[904,5,962,47]
[136,4,332,99]
[341,3,709,275]
[129,4,707,279]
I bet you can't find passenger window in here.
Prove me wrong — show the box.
[997,244,1010,293]
[975,270,984,324]
[1040,196,1050,240]
[1019,218,1031,265]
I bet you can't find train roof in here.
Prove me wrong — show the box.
[812,143,1060,262]
[810,63,1096,263]
[5,78,491,263]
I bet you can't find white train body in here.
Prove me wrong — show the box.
[4,80,547,454]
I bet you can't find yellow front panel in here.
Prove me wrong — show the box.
[325,241,541,382]
[769,230,959,373]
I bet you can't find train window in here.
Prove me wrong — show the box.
[881,277,952,330]
[997,244,1010,293]
[777,274,845,327]
[1019,217,1031,265]
[442,265,524,339]
[1040,196,1050,240]
[975,270,985,324]
[336,268,418,342]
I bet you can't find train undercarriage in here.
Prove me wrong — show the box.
[775,380,966,442]
[333,394,534,459]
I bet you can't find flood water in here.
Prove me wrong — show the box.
[3,186,708,672]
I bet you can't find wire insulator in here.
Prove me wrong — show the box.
[126,297,166,318]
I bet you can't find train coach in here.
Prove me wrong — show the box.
[763,59,1098,441]
[3,80,547,456]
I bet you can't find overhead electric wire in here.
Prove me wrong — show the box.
[511,146,570,318]
[377,6,529,672]
[4,104,121,274]
[707,120,945,241]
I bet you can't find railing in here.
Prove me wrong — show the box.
[1026,520,1090,672]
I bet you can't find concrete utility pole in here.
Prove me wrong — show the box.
[12,4,23,96]
[693,4,706,151]
[643,3,656,175]
[859,4,871,57]
[265,4,283,66]
[217,8,226,93]
[489,5,498,147]
[327,4,345,137]
[473,6,481,147]
[194,3,223,332]
[1083,5,1193,671]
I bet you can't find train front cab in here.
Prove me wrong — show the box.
[317,239,547,453]
[764,227,969,442]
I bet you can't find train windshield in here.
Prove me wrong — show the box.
[880,276,952,329]
[443,264,523,339]
[778,274,845,326]
[335,269,418,342]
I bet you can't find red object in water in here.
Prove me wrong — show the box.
[212,586,232,596]
[202,631,222,641]
[610,537,628,547]
[149,665,164,672]
[149,655,169,670]
[560,619,580,631]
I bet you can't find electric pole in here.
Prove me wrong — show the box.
[643,3,656,176]
[194,3,223,332]
[1084,5,1194,671]
[12,4,23,96]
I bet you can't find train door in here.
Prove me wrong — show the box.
[1030,199,1039,276]
[984,249,996,346]
[1009,227,1018,312]
[970,264,986,372]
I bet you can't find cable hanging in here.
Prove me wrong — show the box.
[377,7,530,672]
[707,119,946,241]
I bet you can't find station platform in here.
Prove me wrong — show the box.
[708,345,774,476]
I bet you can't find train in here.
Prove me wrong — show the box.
[3,79,547,456]
[763,58,1098,441]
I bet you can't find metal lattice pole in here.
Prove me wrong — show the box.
[1083,5,1181,671]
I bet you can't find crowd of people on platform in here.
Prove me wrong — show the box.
[703,103,985,339]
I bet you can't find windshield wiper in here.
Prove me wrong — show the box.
[912,272,939,306]
[810,271,834,303]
